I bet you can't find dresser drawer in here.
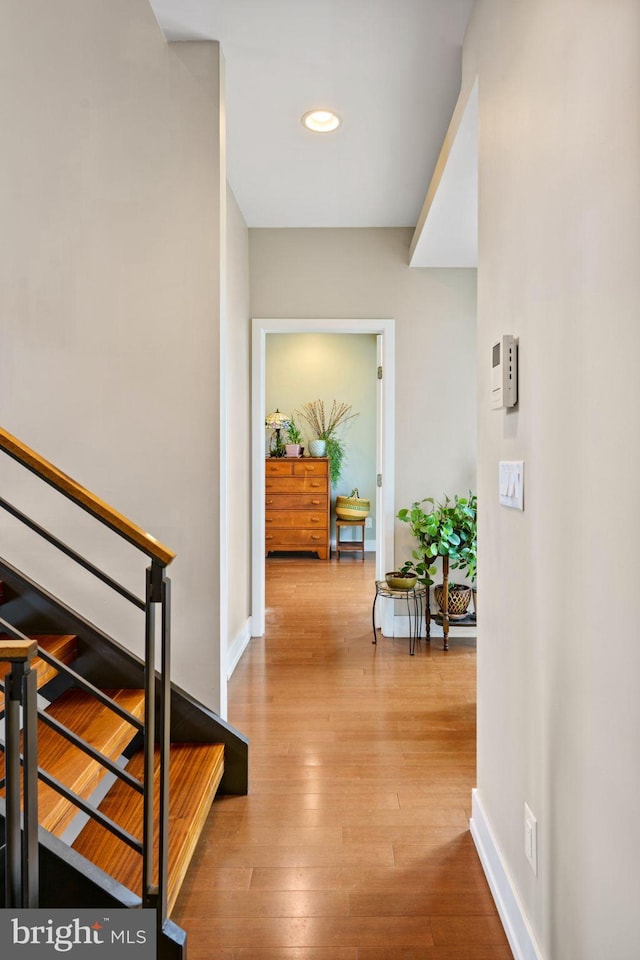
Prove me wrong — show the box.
[265,493,328,510]
[265,477,327,494]
[265,529,328,548]
[265,460,293,477]
[292,460,328,477]
[266,510,328,529]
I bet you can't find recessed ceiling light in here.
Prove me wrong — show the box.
[301,109,341,133]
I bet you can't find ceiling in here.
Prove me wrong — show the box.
[149,0,474,229]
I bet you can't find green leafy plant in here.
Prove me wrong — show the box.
[286,419,303,444]
[272,432,287,457]
[297,399,359,485]
[458,492,477,583]
[398,493,477,587]
[324,437,345,484]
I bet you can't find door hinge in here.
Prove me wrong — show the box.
[377,365,383,380]
[377,474,382,487]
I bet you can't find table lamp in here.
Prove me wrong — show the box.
[265,408,290,457]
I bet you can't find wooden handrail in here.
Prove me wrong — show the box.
[0,427,175,566]
[0,638,37,661]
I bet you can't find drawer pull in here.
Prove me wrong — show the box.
[311,517,320,522]
[311,482,320,488]
[266,518,273,523]
[265,535,273,540]
[312,499,320,504]
[311,535,320,541]
[266,499,273,504]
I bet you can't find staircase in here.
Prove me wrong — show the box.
[0,428,248,960]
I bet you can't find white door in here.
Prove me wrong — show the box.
[375,335,384,582]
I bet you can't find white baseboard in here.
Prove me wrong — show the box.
[227,617,252,679]
[389,614,476,638]
[470,789,545,960]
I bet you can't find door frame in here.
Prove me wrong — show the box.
[251,317,395,637]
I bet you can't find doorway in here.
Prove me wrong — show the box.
[251,317,395,637]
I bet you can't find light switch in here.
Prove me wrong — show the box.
[499,461,524,510]
[499,464,509,496]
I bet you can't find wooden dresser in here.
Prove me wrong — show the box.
[265,457,330,560]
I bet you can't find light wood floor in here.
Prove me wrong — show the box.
[173,556,512,959]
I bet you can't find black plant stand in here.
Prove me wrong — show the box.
[372,581,427,655]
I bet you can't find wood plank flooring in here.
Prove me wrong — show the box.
[173,556,512,959]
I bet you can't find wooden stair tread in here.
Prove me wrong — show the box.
[0,634,77,709]
[72,742,224,913]
[0,687,145,837]
[41,688,145,835]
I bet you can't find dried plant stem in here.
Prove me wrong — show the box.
[297,399,359,438]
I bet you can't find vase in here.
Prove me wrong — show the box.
[309,439,327,457]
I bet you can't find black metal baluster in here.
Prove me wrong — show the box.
[5,662,22,907]
[158,568,171,923]
[2,639,38,908]
[22,662,39,907]
[143,565,157,908]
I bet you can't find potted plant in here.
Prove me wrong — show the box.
[384,570,418,590]
[284,419,303,457]
[398,493,477,616]
[297,399,359,484]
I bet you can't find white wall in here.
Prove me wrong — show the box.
[465,2,640,957]
[0,1,226,712]
[265,333,377,545]
[250,227,477,567]
[226,186,252,670]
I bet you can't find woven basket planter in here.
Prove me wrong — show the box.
[335,488,370,521]
[434,583,472,619]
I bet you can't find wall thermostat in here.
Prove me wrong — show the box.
[491,335,518,409]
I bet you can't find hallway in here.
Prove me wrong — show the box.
[173,557,512,958]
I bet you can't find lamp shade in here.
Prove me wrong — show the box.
[265,409,290,430]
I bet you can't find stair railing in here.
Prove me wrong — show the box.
[0,426,175,921]
[0,637,39,908]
